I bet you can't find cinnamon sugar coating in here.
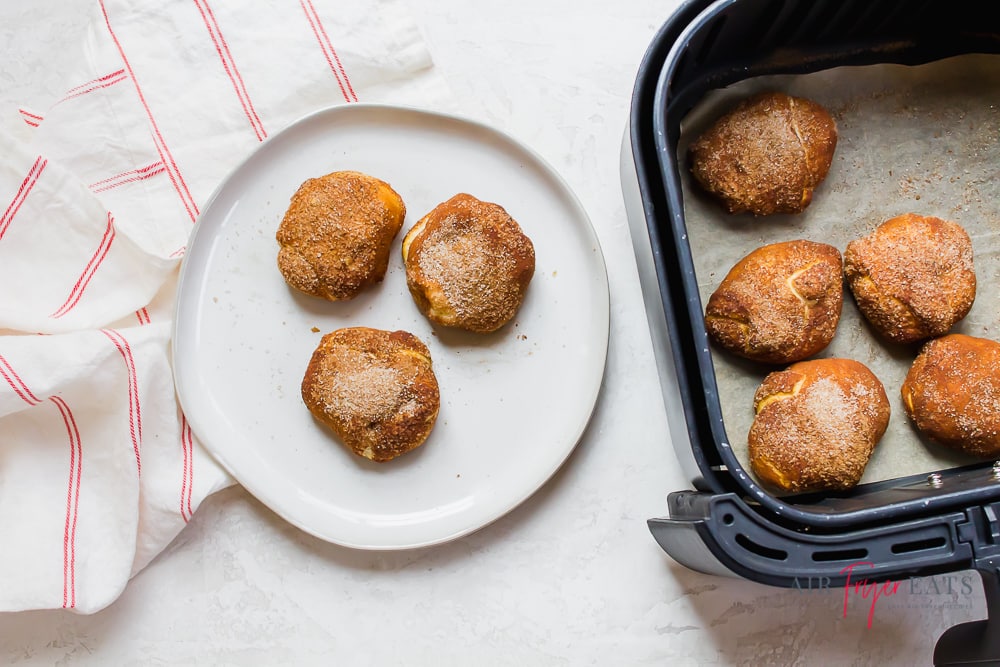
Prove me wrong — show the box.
[276,170,406,301]
[749,358,890,493]
[301,327,440,462]
[402,194,535,333]
[704,239,843,364]
[689,92,838,216]
[902,334,1000,458]
[844,213,976,344]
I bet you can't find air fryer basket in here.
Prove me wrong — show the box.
[626,0,1000,663]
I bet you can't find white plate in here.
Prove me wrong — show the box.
[173,104,609,549]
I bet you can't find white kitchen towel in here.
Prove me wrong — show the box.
[0,0,451,613]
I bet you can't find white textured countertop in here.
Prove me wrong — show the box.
[0,1,986,664]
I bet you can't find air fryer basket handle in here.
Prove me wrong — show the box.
[651,491,975,586]
[652,489,1000,664]
[934,504,1000,666]
[933,567,1000,666]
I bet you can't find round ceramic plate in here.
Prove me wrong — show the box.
[173,104,609,549]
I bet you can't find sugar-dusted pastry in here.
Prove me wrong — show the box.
[749,358,890,493]
[402,193,535,333]
[844,213,976,344]
[301,327,440,462]
[689,92,838,215]
[704,239,843,364]
[901,333,1000,458]
[276,170,406,300]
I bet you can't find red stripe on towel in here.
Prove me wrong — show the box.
[51,396,82,610]
[192,0,267,141]
[89,161,166,193]
[300,0,357,102]
[51,213,116,319]
[0,156,47,242]
[18,109,43,127]
[186,424,194,519]
[100,0,200,222]
[101,329,143,476]
[62,69,126,97]
[0,353,43,406]
[180,415,194,522]
[59,70,128,102]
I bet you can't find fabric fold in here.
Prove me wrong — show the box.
[0,0,450,613]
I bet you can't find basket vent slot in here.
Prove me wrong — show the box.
[735,533,788,561]
[891,536,947,555]
[811,548,868,563]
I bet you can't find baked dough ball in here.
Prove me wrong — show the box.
[689,92,838,215]
[301,327,440,462]
[704,240,843,364]
[844,213,976,344]
[402,193,535,333]
[749,358,890,494]
[276,170,406,301]
[901,334,1000,458]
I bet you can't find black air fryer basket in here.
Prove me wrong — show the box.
[624,0,1000,663]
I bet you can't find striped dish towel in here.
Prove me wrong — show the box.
[0,0,450,614]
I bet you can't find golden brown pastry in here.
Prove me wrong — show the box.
[749,358,890,494]
[689,92,838,215]
[844,213,976,344]
[901,334,1000,458]
[704,240,843,364]
[276,170,406,300]
[402,193,535,333]
[301,327,440,462]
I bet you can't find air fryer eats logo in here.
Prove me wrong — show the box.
[794,562,975,628]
